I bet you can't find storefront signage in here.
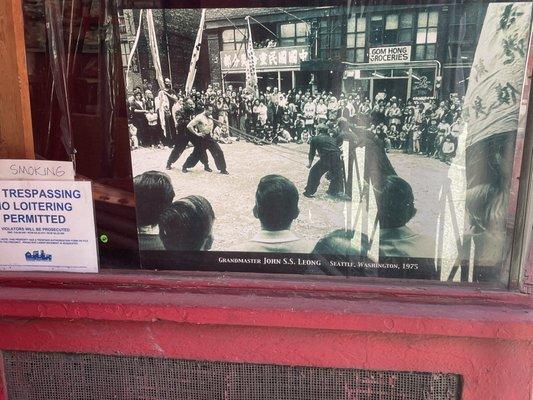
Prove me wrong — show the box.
[0,159,75,181]
[411,68,436,99]
[369,46,411,64]
[220,45,309,71]
[0,180,98,273]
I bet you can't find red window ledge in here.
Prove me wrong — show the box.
[0,270,531,400]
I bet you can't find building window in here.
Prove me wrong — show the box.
[446,4,479,63]
[369,15,384,45]
[347,16,366,62]
[383,14,398,44]
[415,10,439,60]
[121,42,130,67]
[398,14,414,43]
[221,28,247,51]
[280,22,308,46]
[318,18,342,60]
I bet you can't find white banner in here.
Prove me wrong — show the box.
[368,46,411,64]
[463,2,532,148]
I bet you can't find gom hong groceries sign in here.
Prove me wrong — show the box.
[369,46,411,64]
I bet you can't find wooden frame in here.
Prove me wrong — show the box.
[0,0,34,160]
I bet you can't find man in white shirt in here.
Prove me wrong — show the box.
[237,175,316,253]
[183,105,229,174]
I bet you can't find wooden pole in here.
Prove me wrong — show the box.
[0,0,34,159]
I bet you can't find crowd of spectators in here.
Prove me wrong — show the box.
[128,80,464,164]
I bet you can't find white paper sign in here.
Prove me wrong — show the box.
[368,46,411,64]
[0,159,75,181]
[0,180,98,273]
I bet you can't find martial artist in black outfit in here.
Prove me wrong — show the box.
[183,105,229,174]
[165,99,204,170]
[303,124,344,197]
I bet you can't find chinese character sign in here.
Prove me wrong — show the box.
[220,46,310,71]
[463,2,532,148]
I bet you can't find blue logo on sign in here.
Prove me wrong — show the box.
[25,250,53,262]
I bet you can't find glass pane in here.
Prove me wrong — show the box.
[356,33,365,47]
[370,19,383,45]
[427,27,437,43]
[418,11,428,28]
[346,49,355,62]
[347,33,356,48]
[280,23,295,38]
[384,30,397,44]
[296,22,307,36]
[357,17,366,32]
[280,38,294,46]
[425,43,436,59]
[356,48,365,62]
[416,29,426,44]
[347,16,356,33]
[45,1,533,285]
[386,14,399,29]
[400,13,413,28]
[415,44,425,59]
[428,11,439,27]
[235,29,245,41]
[399,29,412,43]
[222,29,235,42]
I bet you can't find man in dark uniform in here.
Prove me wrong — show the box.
[303,124,344,197]
[183,105,229,174]
[166,98,202,170]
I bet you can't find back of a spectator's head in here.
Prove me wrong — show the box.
[313,229,368,256]
[134,171,175,227]
[254,175,299,231]
[159,195,215,251]
[377,175,416,229]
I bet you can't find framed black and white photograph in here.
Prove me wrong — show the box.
[118,2,532,284]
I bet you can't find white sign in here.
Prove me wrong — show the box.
[368,46,411,64]
[0,159,75,181]
[0,180,98,273]
[220,45,309,72]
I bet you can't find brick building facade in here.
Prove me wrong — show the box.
[203,4,488,101]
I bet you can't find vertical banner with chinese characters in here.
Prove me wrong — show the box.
[463,2,532,147]
[245,16,259,97]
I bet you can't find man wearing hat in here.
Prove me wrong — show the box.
[303,123,344,198]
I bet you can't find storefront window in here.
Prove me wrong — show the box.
[280,22,308,46]
[13,2,533,287]
[221,28,246,51]
[347,16,366,62]
[415,10,439,60]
